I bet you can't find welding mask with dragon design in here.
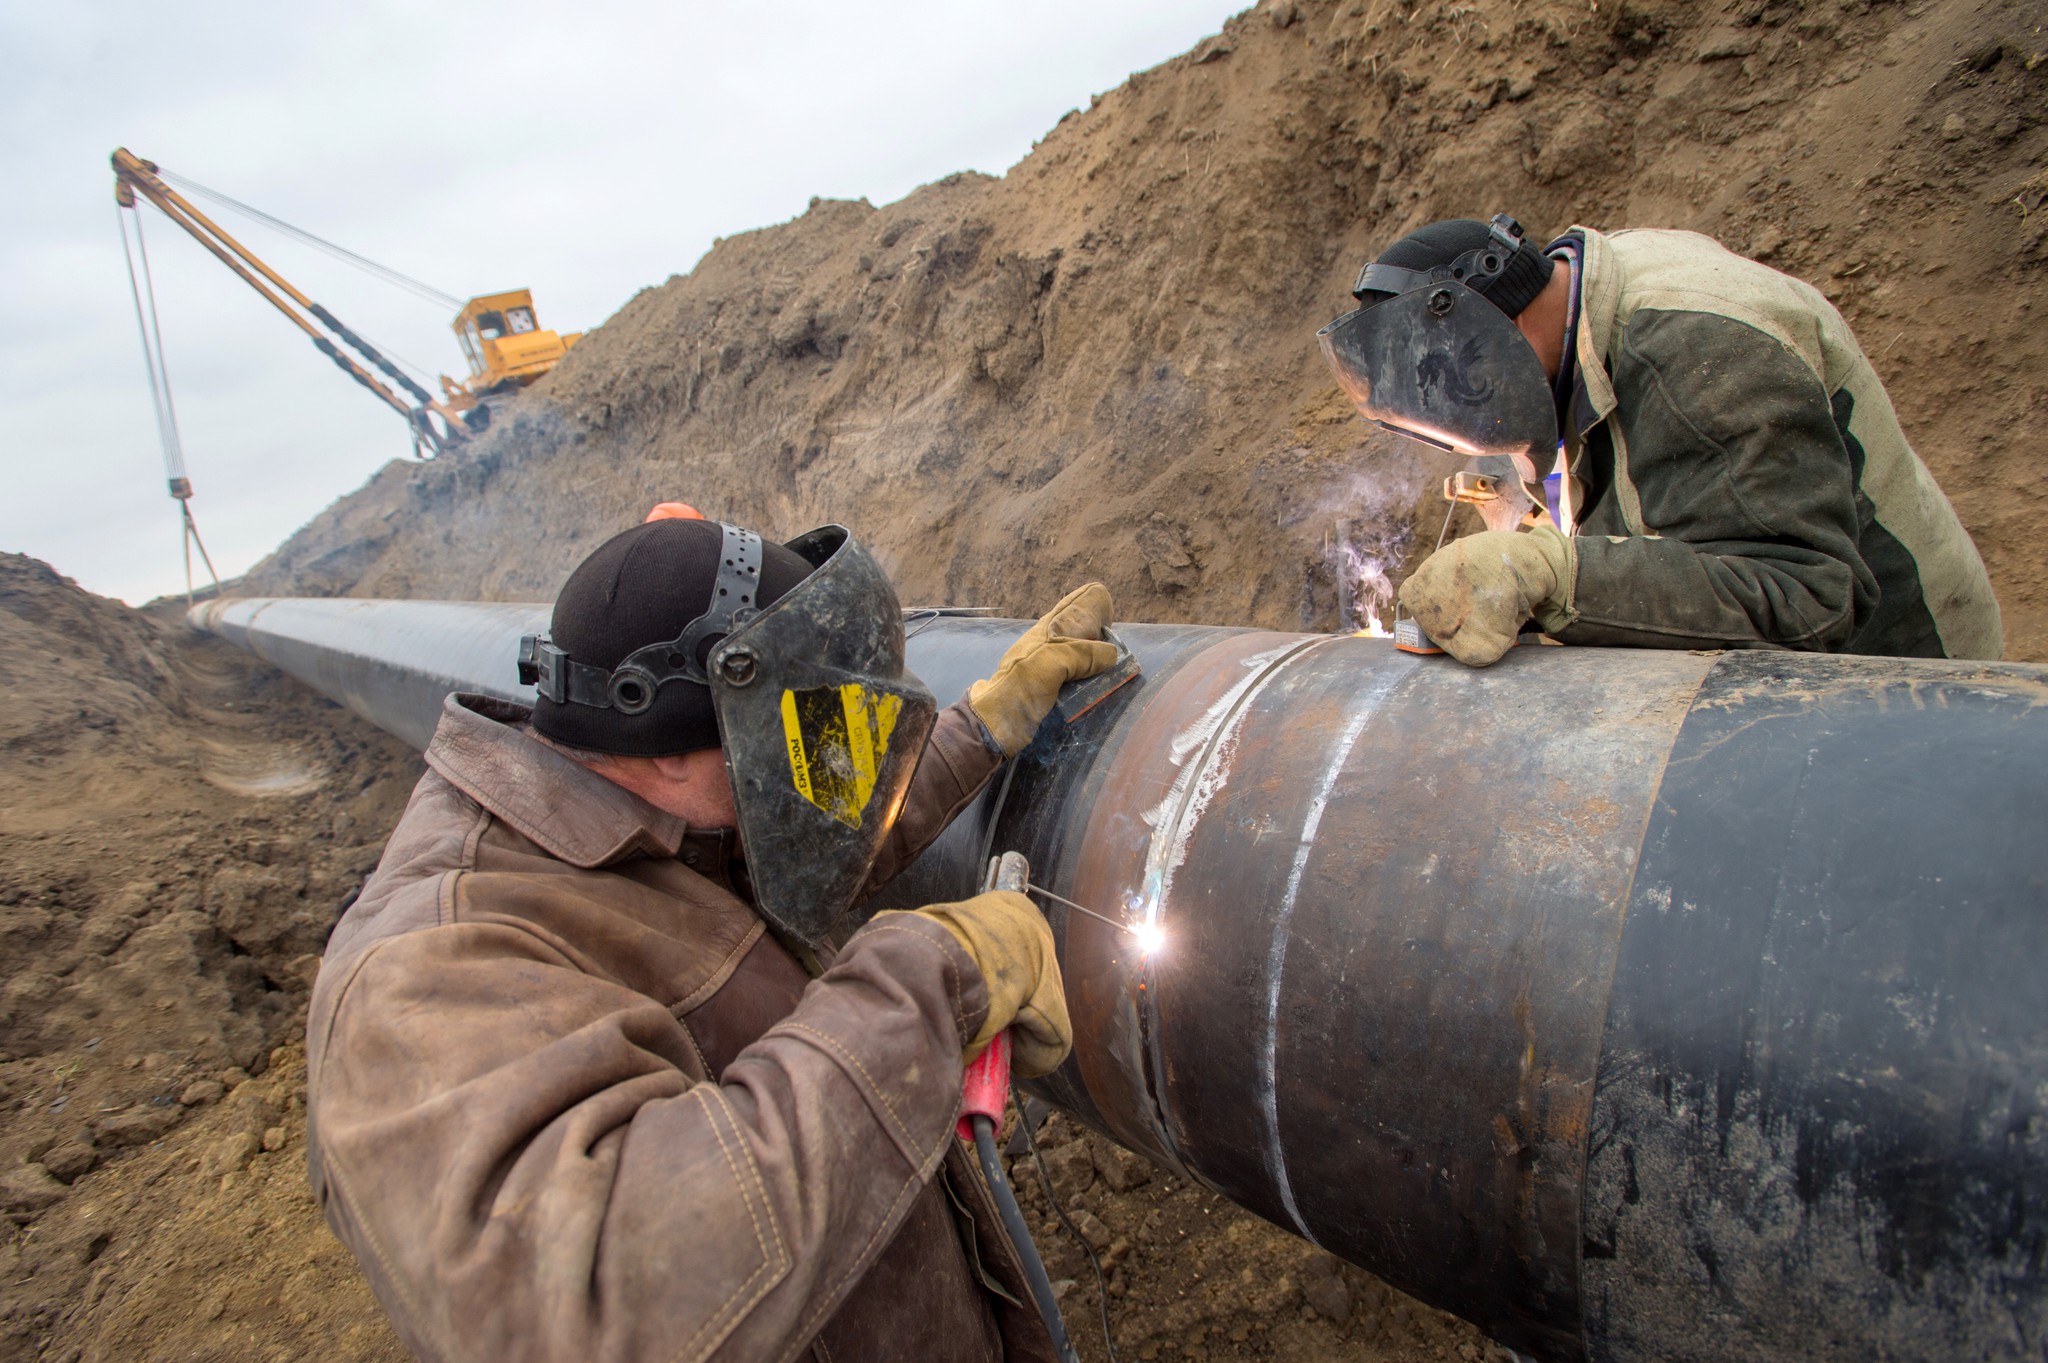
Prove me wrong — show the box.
[1318,223,1560,487]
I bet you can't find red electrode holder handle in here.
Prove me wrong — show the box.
[957,1029,1012,1141]
[958,851,1030,1140]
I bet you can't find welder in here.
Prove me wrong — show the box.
[1319,215,2003,664]
[304,513,1117,1363]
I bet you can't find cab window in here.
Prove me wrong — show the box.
[506,307,537,335]
[459,322,485,375]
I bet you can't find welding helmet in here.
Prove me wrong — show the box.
[521,521,936,945]
[1317,214,1559,487]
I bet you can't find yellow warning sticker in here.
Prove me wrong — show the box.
[779,684,903,829]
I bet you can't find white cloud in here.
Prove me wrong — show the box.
[0,0,1243,604]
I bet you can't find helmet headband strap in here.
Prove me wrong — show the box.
[1353,213,1530,302]
[519,522,764,716]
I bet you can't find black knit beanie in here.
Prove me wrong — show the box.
[1359,217,1554,319]
[532,518,814,756]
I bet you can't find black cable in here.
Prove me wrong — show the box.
[972,1115,1080,1363]
[1017,1097,1120,1363]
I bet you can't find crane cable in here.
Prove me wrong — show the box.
[117,202,220,604]
[157,168,465,312]
[116,204,183,485]
[154,169,452,386]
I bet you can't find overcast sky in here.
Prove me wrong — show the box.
[1,2,1244,606]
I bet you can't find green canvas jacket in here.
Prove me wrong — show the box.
[1549,226,2000,659]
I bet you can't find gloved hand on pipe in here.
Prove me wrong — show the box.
[883,891,1072,1079]
[1398,527,1577,667]
[969,583,1119,756]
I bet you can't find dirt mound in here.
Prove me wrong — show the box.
[245,0,2048,661]
[0,556,423,1360]
[0,557,179,762]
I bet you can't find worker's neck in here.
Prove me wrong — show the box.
[532,728,740,830]
[1514,260,1572,383]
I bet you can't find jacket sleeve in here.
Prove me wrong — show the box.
[308,903,989,1363]
[859,697,1002,897]
[1558,308,1881,651]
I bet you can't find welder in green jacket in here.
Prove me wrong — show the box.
[1318,216,2002,664]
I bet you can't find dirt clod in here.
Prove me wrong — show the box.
[179,1079,224,1107]
[1041,1137,1098,1204]
[91,1105,179,1149]
[38,1144,98,1186]
[0,1167,66,1218]
[1095,1140,1154,1194]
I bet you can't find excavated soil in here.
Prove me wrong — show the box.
[8,0,2048,1359]
[0,555,421,1362]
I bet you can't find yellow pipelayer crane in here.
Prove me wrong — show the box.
[110,147,579,458]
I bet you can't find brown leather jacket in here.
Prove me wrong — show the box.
[306,693,1056,1363]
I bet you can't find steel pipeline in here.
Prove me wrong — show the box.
[191,597,2048,1361]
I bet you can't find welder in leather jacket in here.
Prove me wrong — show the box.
[1319,215,2001,665]
[305,514,1117,1363]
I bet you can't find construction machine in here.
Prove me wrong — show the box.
[443,290,582,428]
[111,147,580,458]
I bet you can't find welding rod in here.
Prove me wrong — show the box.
[1024,882,1131,933]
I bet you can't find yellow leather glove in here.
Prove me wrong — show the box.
[887,891,1072,1079]
[1397,527,1577,667]
[968,583,1118,756]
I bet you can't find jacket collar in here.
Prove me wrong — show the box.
[423,693,694,869]
[1567,223,1624,438]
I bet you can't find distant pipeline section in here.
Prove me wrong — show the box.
[192,596,2048,1362]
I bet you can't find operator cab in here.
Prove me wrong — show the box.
[450,289,579,383]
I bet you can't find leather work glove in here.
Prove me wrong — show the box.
[1397,526,1577,667]
[968,583,1119,756]
[888,891,1072,1079]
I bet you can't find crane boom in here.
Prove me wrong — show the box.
[111,147,467,456]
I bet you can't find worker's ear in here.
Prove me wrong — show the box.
[648,748,725,786]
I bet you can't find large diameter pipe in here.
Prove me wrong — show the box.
[195,597,547,750]
[192,597,2048,1362]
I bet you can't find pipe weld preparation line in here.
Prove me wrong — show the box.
[1260,649,1421,1245]
[1135,637,1329,1170]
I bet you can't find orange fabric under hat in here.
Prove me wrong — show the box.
[644,501,704,523]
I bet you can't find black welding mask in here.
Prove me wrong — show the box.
[1318,215,1559,487]
[705,525,936,945]
[521,521,935,945]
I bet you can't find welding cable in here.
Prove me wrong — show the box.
[970,1113,1080,1363]
[1016,1095,1121,1363]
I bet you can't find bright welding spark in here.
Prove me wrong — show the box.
[1130,920,1167,957]
[1352,607,1393,639]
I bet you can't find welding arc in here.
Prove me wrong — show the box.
[1025,883,1130,933]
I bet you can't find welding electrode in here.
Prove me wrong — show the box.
[961,851,1081,1363]
[1026,881,1129,933]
